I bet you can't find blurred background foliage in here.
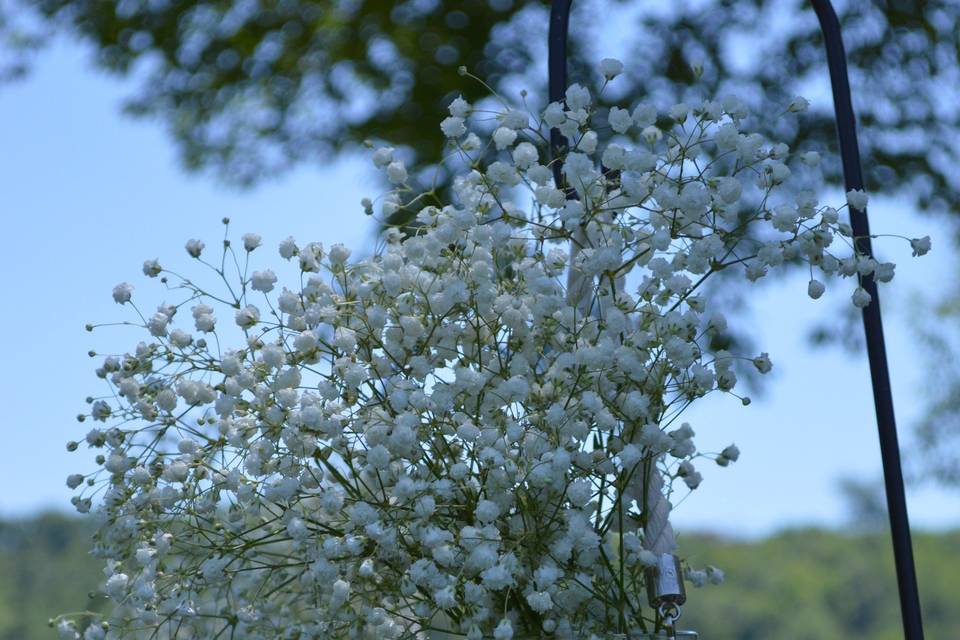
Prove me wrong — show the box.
[1,514,958,640]
[0,514,106,640]
[2,0,957,210]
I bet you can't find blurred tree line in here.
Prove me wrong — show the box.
[2,514,958,640]
[0,514,106,640]
[2,0,959,476]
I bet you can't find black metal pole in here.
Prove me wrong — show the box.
[811,2,924,637]
[549,0,573,188]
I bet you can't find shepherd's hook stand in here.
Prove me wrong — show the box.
[548,0,924,637]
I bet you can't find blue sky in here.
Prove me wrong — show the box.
[1,34,956,536]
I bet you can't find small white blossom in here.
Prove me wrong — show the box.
[599,57,624,80]
[808,279,826,299]
[910,236,931,256]
[788,96,810,112]
[279,236,298,259]
[142,259,161,277]
[448,95,470,118]
[329,244,351,265]
[852,287,872,308]
[185,239,205,258]
[493,126,518,150]
[846,189,869,211]
[641,125,662,145]
[242,233,262,251]
[235,304,260,328]
[512,142,538,169]
[441,116,467,138]
[112,282,133,304]
[386,160,408,184]
[251,270,277,293]
[608,106,632,133]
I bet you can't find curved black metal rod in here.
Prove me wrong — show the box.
[811,1,924,637]
[548,0,924,637]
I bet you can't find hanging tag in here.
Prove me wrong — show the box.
[646,553,686,608]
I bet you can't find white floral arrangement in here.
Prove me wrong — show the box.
[59,60,929,640]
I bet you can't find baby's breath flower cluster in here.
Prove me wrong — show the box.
[62,60,927,640]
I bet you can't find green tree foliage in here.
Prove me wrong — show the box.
[680,528,960,640]
[16,0,960,216]
[0,513,105,640]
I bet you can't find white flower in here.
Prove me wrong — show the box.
[441,116,467,138]
[641,125,662,145]
[800,151,820,166]
[608,106,632,133]
[578,130,598,154]
[910,236,931,256]
[679,461,703,489]
[599,57,624,80]
[511,142,538,169]
[242,233,262,251]
[565,84,591,111]
[716,444,740,468]
[502,109,529,129]
[235,304,260,328]
[669,102,689,123]
[567,480,593,507]
[808,279,826,299]
[448,95,470,118]
[112,282,133,304]
[493,618,514,640]
[717,176,742,204]
[142,259,161,277]
[707,565,725,584]
[279,236,298,259]
[66,473,84,489]
[526,590,554,612]
[493,126,518,150]
[251,270,277,293]
[372,146,394,168]
[329,244,351,265]
[543,102,566,128]
[852,286,872,308]
[185,239,205,258]
[875,262,896,283]
[632,103,657,127]
[752,352,773,374]
[386,160,408,184]
[147,312,169,337]
[788,96,810,112]
[105,572,129,598]
[846,189,869,211]
[56,620,78,640]
[434,585,457,609]
[639,550,659,567]
[330,579,350,609]
[475,499,500,524]
[169,328,192,347]
[601,144,626,169]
